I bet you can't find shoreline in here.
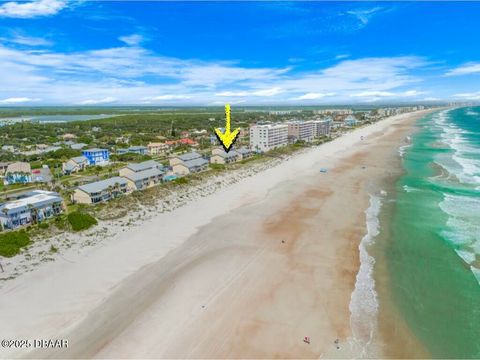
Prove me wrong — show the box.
[0,109,437,359]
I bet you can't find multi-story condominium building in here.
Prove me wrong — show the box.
[81,148,110,166]
[287,120,315,142]
[4,162,32,185]
[314,108,353,115]
[249,124,288,152]
[72,177,129,204]
[312,118,332,136]
[0,190,64,230]
[62,156,89,175]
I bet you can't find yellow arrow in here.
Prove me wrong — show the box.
[214,104,240,152]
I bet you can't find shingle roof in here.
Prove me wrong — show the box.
[6,162,31,174]
[175,152,202,161]
[213,150,240,159]
[126,160,161,172]
[236,148,252,155]
[71,156,88,164]
[123,168,163,182]
[77,177,127,194]
[83,148,107,153]
[183,158,208,169]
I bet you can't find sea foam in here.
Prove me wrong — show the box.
[348,194,382,357]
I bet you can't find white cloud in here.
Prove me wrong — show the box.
[423,97,441,101]
[143,94,191,101]
[215,87,283,97]
[0,97,39,104]
[291,92,335,100]
[119,34,143,47]
[353,89,425,98]
[0,0,66,18]
[345,7,383,26]
[3,34,53,46]
[453,91,480,100]
[78,97,117,105]
[445,63,480,76]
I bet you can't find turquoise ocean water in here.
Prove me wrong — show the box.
[385,107,480,358]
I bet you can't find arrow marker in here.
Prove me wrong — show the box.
[214,104,240,153]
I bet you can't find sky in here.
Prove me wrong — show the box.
[1,0,480,106]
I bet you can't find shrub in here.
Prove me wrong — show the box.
[209,163,225,171]
[38,222,49,229]
[67,211,98,232]
[0,230,31,257]
[172,177,188,185]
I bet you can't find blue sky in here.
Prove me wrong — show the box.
[1,1,480,105]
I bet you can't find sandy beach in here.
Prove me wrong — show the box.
[0,110,435,359]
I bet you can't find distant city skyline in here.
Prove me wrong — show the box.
[1,1,480,105]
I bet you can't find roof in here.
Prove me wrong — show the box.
[236,148,252,155]
[70,143,87,149]
[123,168,163,182]
[174,151,202,162]
[77,177,127,194]
[71,156,88,164]
[0,191,62,215]
[82,148,108,153]
[182,157,209,169]
[212,150,240,159]
[6,162,31,174]
[126,160,161,172]
[128,146,147,150]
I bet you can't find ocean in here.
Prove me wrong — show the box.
[379,107,480,357]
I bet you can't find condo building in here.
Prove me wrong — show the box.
[82,148,110,166]
[249,124,288,152]
[287,120,315,142]
[72,177,129,204]
[312,118,332,136]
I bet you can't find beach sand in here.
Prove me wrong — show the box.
[0,110,435,359]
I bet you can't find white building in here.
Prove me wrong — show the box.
[287,120,315,142]
[249,124,288,152]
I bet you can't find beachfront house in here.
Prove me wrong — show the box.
[172,158,209,175]
[62,156,89,175]
[82,148,110,166]
[119,160,163,177]
[122,168,164,191]
[72,177,129,204]
[3,162,32,185]
[0,190,64,230]
[210,148,241,165]
[236,147,254,160]
[169,152,208,175]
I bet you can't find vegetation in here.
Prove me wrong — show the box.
[209,163,226,171]
[0,230,31,257]
[67,211,98,231]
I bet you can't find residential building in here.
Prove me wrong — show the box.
[32,167,52,184]
[249,124,288,152]
[287,120,315,142]
[62,133,77,141]
[63,156,89,175]
[119,160,163,178]
[312,118,332,136]
[0,162,10,175]
[169,151,203,167]
[4,162,32,185]
[172,157,209,175]
[72,177,129,204]
[344,115,359,127]
[117,146,147,155]
[236,147,254,160]
[147,142,170,155]
[123,168,163,191]
[0,190,64,230]
[70,143,87,150]
[210,148,241,164]
[82,148,110,166]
